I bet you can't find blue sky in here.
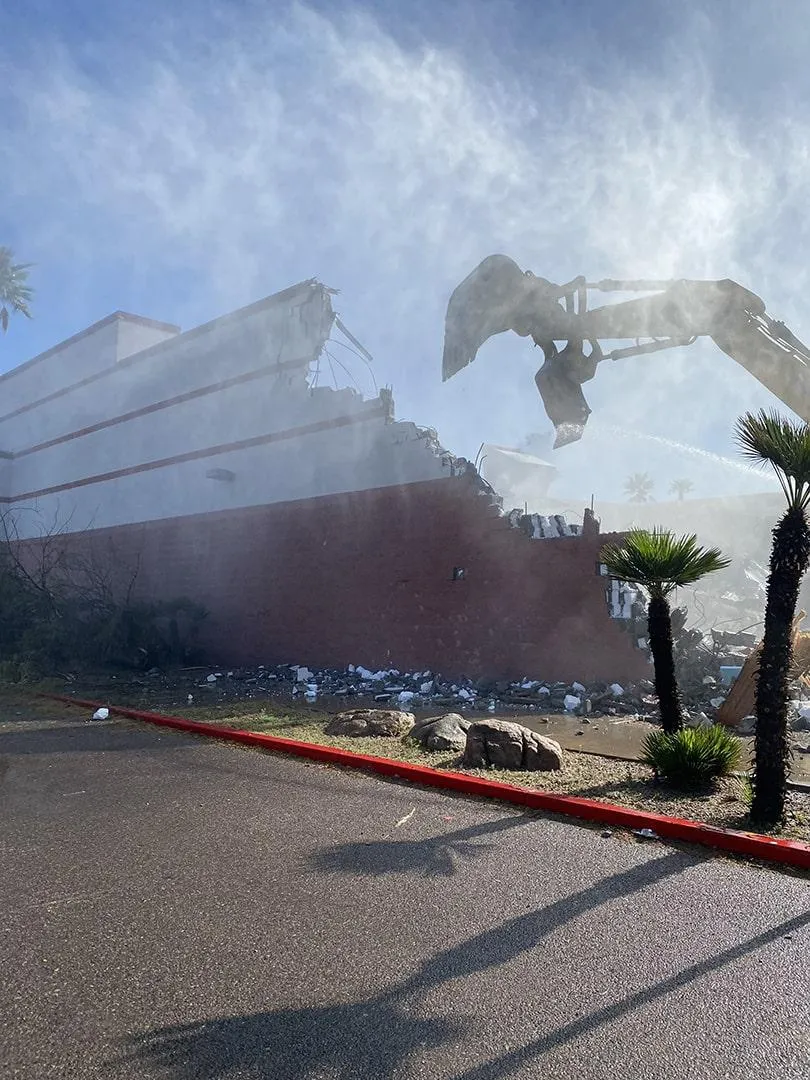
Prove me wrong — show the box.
[4,0,810,502]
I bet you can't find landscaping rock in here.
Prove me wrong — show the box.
[407,713,471,752]
[462,719,563,771]
[325,709,415,737]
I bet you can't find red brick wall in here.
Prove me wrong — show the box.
[34,476,649,683]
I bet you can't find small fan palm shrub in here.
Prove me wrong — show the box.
[642,725,742,790]
[601,529,730,733]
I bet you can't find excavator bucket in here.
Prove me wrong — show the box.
[442,258,810,446]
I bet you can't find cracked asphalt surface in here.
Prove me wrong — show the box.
[1,712,809,1079]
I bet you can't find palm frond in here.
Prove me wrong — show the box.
[0,247,34,326]
[600,528,730,596]
[735,410,810,510]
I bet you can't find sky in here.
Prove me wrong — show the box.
[4,0,810,502]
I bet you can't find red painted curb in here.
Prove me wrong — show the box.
[41,693,810,872]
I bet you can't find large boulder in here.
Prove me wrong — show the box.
[463,719,563,772]
[325,709,415,737]
[407,713,471,752]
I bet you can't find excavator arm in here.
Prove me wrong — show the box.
[442,255,810,447]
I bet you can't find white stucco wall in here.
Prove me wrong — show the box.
[0,282,454,539]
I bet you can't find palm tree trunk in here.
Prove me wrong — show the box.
[647,593,683,734]
[752,505,810,827]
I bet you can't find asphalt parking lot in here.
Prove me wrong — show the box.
[1,712,808,1078]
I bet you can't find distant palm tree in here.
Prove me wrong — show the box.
[601,529,729,734]
[0,247,34,333]
[669,478,693,501]
[736,410,810,827]
[624,472,654,502]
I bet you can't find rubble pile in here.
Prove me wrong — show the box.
[185,656,733,723]
[114,604,810,729]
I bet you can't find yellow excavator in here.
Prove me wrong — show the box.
[442,254,810,447]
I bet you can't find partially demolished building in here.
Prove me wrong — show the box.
[0,280,648,682]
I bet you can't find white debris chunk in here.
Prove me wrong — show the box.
[564,694,581,711]
[610,683,624,697]
[206,674,218,683]
[420,681,434,694]
[457,688,473,700]
[398,691,416,706]
[572,682,586,694]
[92,707,109,721]
[296,666,312,682]
[187,695,194,704]
[709,697,726,709]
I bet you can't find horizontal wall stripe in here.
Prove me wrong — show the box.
[1,405,388,504]
[0,340,313,427]
[0,278,318,390]
[13,355,313,460]
[0,280,324,425]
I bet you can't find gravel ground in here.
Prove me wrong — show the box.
[8,688,809,842]
[179,707,810,843]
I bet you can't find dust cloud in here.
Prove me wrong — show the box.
[4,1,810,565]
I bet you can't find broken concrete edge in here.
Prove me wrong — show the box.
[39,693,810,873]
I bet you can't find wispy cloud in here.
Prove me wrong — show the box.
[4,2,809,497]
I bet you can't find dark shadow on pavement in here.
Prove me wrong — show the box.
[119,998,465,1080]
[452,907,810,1079]
[128,852,693,1078]
[309,814,531,877]
[397,850,693,995]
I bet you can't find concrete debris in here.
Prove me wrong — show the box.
[790,703,810,732]
[686,711,712,729]
[91,707,109,721]
[162,621,805,729]
[505,510,581,538]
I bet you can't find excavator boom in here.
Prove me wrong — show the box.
[442,255,810,446]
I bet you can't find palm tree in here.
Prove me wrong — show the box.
[0,247,34,333]
[669,478,693,501]
[735,410,810,827]
[600,529,729,734]
[623,472,654,502]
